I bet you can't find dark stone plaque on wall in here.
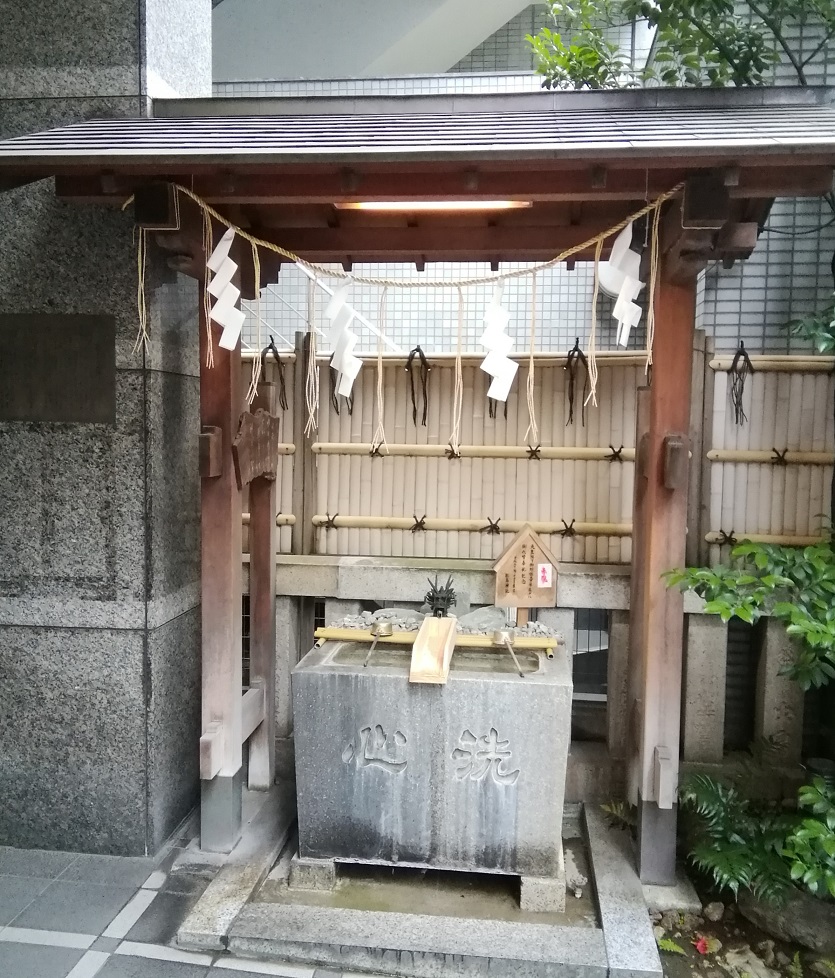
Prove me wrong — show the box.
[0,314,116,423]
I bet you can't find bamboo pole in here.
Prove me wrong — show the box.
[704,531,824,546]
[709,356,834,372]
[310,514,632,535]
[242,513,296,526]
[314,352,650,367]
[313,627,560,651]
[707,449,835,464]
[310,443,638,460]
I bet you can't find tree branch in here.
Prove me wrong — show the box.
[800,23,835,68]
[742,0,808,85]
[678,13,748,84]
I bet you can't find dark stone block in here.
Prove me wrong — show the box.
[0,314,115,422]
[0,626,147,854]
[147,608,201,851]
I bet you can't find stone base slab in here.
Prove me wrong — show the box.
[228,904,607,978]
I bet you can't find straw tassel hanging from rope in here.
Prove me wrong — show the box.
[304,275,320,437]
[583,240,604,410]
[245,240,262,403]
[524,271,540,446]
[370,287,390,456]
[448,287,465,458]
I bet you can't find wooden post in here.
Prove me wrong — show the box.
[247,383,278,790]
[626,386,651,808]
[199,292,244,852]
[633,280,696,884]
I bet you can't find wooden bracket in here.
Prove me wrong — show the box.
[682,172,730,229]
[654,745,675,809]
[134,182,181,231]
[409,617,458,685]
[199,426,223,479]
[663,434,688,489]
[200,723,223,780]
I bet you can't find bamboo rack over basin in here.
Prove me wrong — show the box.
[314,627,560,651]
[312,443,635,460]
[312,515,632,536]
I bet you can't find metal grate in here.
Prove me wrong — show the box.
[723,617,759,752]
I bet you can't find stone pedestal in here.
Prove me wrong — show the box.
[682,615,727,762]
[293,641,572,887]
[755,618,805,763]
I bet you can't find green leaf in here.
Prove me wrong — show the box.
[658,938,686,955]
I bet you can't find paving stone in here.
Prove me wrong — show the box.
[59,853,155,888]
[12,878,136,935]
[125,890,203,945]
[0,847,78,879]
[97,955,210,977]
[0,873,52,925]
[0,941,85,978]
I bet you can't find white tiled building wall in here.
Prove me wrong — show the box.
[229,3,834,357]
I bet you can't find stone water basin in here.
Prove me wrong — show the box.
[292,639,572,881]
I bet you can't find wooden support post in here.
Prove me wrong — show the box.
[247,382,278,790]
[633,280,696,884]
[627,386,651,808]
[199,289,244,853]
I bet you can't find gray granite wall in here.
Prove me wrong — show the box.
[0,0,209,854]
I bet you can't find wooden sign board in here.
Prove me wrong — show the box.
[493,525,558,609]
[232,409,280,489]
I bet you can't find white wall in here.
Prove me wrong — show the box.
[213,0,534,80]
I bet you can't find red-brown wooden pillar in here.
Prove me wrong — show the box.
[247,383,277,790]
[630,280,696,884]
[198,298,244,852]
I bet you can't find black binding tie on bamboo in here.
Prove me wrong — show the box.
[559,519,577,537]
[329,366,354,416]
[526,444,542,460]
[729,341,754,425]
[410,515,427,533]
[321,513,339,530]
[717,529,737,546]
[405,346,430,426]
[445,444,461,460]
[260,337,289,410]
[771,448,789,466]
[605,445,624,462]
[565,338,589,427]
[488,397,508,420]
[481,517,501,534]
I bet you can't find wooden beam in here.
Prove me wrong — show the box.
[241,685,266,744]
[51,164,833,206]
[633,280,696,884]
[246,224,619,262]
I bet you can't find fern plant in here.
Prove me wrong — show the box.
[680,772,796,905]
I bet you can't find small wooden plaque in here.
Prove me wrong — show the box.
[231,409,280,489]
[493,524,558,609]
